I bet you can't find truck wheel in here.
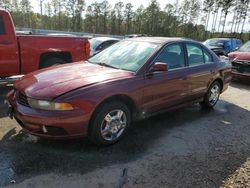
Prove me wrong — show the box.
[40,58,66,68]
[89,101,131,146]
[200,81,221,108]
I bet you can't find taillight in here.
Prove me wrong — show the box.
[85,40,90,59]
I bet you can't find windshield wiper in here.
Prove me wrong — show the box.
[96,62,119,69]
[87,60,119,69]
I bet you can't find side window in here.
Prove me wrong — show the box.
[203,48,213,63]
[155,43,185,70]
[0,16,5,35]
[96,41,113,51]
[186,44,204,66]
[96,43,104,51]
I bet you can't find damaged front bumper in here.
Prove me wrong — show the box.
[231,60,250,80]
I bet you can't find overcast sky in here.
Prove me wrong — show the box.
[30,0,250,32]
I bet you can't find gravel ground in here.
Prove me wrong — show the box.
[0,81,250,188]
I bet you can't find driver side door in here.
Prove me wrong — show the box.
[142,43,189,115]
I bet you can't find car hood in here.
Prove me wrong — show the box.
[228,51,250,61]
[14,62,134,100]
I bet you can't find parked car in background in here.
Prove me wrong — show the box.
[125,34,150,38]
[0,10,90,78]
[7,37,231,145]
[228,41,250,80]
[203,38,242,56]
[89,37,120,56]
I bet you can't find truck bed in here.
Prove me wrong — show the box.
[17,35,89,74]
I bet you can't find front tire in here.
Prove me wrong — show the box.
[89,101,131,146]
[200,81,221,108]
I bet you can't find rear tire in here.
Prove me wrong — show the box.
[40,57,66,68]
[200,81,221,108]
[89,101,131,146]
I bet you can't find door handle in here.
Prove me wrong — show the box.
[0,40,12,45]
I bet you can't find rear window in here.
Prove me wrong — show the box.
[0,16,5,35]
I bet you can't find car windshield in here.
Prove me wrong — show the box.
[88,40,158,72]
[204,39,227,46]
[238,41,250,52]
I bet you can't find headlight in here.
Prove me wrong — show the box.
[27,98,74,111]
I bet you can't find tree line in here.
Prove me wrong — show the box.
[0,0,250,41]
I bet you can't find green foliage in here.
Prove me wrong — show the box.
[0,0,249,42]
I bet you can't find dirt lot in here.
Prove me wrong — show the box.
[0,81,250,188]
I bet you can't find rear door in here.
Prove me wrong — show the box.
[0,12,19,77]
[142,42,189,114]
[185,42,216,99]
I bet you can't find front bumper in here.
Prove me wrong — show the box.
[7,90,90,139]
[231,61,250,81]
[232,71,250,81]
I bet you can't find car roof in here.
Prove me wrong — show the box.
[91,37,120,41]
[125,37,196,45]
[206,38,240,41]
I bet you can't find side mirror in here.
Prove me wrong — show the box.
[149,62,168,73]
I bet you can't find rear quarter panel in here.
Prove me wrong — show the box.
[214,61,232,92]
[17,35,88,74]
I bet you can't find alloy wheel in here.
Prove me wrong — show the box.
[100,109,127,141]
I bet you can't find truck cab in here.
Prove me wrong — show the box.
[0,10,20,77]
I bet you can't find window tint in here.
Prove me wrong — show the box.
[203,49,213,63]
[186,44,204,66]
[96,41,116,51]
[155,43,185,70]
[96,42,106,51]
[0,16,5,35]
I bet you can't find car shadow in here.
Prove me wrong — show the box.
[231,80,250,91]
[1,98,250,187]
[0,85,13,118]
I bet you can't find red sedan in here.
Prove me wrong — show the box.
[228,41,250,81]
[6,38,232,145]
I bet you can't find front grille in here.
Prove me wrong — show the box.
[17,92,30,107]
[232,61,250,74]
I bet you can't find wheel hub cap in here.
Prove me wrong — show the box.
[101,110,127,141]
[209,85,220,105]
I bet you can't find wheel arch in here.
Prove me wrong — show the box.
[39,52,72,68]
[88,94,138,134]
[209,78,224,93]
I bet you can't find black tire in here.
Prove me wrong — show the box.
[200,81,222,108]
[89,101,131,146]
[40,57,66,69]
